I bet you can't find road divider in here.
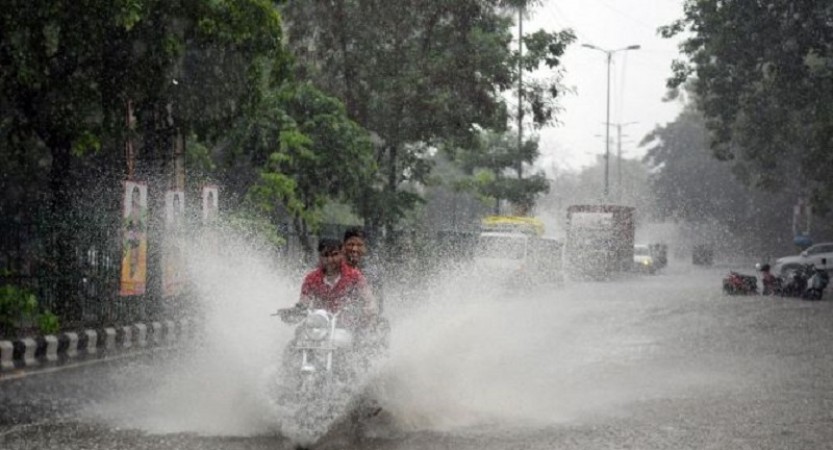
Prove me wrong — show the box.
[0,319,197,378]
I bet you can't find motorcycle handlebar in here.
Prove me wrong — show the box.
[276,304,306,324]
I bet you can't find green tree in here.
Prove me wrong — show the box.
[280,0,573,234]
[0,0,287,207]
[0,0,289,318]
[642,104,799,256]
[662,0,833,212]
[222,82,376,253]
[455,129,549,215]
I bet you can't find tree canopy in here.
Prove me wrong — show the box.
[280,0,574,232]
[662,0,833,212]
[455,129,549,214]
[0,0,289,218]
[642,103,800,256]
[222,81,376,252]
[0,0,290,318]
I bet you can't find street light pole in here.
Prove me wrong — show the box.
[604,50,611,199]
[613,121,638,199]
[517,4,524,180]
[581,43,640,199]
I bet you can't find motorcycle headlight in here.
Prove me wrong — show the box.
[302,311,330,341]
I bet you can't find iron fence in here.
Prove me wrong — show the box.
[0,216,484,339]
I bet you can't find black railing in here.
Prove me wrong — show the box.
[0,217,485,339]
[0,216,159,338]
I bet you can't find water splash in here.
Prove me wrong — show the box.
[85,228,729,440]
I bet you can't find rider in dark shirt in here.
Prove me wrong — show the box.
[342,228,390,353]
[343,228,385,312]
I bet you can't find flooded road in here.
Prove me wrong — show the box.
[4,263,833,449]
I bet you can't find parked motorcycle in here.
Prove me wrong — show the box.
[265,306,384,446]
[780,265,810,298]
[722,271,758,295]
[802,265,830,300]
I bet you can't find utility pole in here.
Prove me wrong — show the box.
[173,129,185,191]
[605,50,611,198]
[613,121,637,199]
[124,99,135,180]
[617,124,622,196]
[517,4,524,180]
[581,43,640,199]
[170,79,185,191]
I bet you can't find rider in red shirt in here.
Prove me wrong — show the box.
[291,238,378,326]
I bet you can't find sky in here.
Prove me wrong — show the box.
[524,0,688,172]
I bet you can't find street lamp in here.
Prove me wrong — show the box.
[582,43,640,199]
[612,121,638,199]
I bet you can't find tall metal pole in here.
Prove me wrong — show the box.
[517,5,524,180]
[581,43,640,199]
[611,121,637,200]
[617,123,622,198]
[604,51,611,198]
[174,128,185,191]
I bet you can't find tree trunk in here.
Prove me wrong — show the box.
[334,0,361,122]
[294,215,313,257]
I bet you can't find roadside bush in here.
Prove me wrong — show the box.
[0,283,38,337]
[37,311,60,335]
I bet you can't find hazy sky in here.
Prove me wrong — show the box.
[524,0,687,172]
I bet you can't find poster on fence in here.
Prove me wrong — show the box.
[201,185,219,223]
[120,180,148,296]
[162,190,186,298]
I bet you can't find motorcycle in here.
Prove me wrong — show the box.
[266,305,385,446]
[780,265,810,298]
[722,271,758,295]
[802,265,830,300]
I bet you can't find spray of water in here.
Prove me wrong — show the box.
[85,224,727,440]
[85,228,295,436]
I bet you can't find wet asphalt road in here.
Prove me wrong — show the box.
[3,263,833,449]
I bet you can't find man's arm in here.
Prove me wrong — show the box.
[298,275,314,308]
[279,275,313,322]
[365,264,385,302]
[356,275,378,318]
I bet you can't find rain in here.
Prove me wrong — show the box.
[3,1,833,449]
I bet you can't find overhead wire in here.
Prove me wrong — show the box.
[590,0,660,33]
[545,0,598,45]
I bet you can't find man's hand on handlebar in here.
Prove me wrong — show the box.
[277,303,306,323]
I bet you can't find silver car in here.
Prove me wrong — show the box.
[773,242,833,276]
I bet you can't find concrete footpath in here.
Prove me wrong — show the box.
[0,319,194,379]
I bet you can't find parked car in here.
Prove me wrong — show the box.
[773,242,833,276]
[633,244,656,274]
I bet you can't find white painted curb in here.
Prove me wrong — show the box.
[64,332,79,359]
[44,335,58,362]
[134,323,148,348]
[84,330,98,355]
[121,326,133,349]
[150,322,162,345]
[20,338,37,367]
[103,328,116,352]
[0,317,200,374]
[0,340,13,370]
[164,320,176,344]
